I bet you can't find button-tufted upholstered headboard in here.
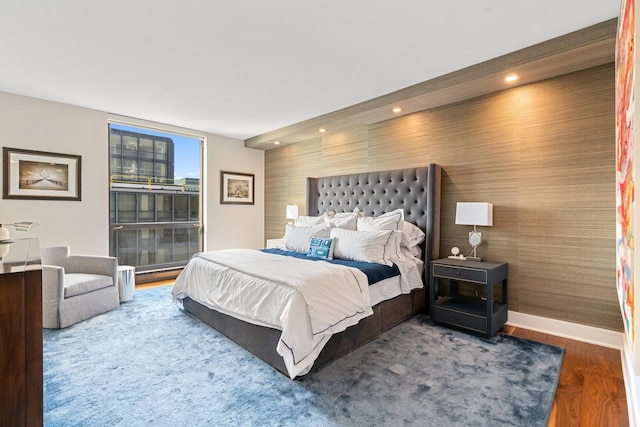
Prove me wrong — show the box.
[306,164,441,280]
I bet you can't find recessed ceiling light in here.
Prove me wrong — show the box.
[505,74,519,83]
[392,107,402,113]
[274,141,281,145]
[318,128,327,133]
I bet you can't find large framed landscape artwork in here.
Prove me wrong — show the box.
[2,147,81,201]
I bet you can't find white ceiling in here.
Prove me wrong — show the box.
[0,1,620,141]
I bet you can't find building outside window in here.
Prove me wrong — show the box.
[109,125,202,280]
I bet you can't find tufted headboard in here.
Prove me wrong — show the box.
[306,164,441,279]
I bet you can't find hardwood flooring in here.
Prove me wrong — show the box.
[503,326,629,427]
[137,282,630,426]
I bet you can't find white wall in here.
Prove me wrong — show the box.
[0,91,110,254]
[0,91,265,255]
[203,133,264,250]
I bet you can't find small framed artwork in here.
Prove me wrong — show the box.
[3,147,82,201]
[220,171,254,205]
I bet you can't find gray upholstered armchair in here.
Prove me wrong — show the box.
[41,246,119,329]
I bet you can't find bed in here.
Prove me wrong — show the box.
[171,164,441,378]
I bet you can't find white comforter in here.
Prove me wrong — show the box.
[171,249,374,378]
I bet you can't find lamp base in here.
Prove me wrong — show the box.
[466,256,482,262]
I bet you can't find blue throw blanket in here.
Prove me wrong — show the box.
[261,248,399,285]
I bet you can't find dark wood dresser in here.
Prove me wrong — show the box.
[0,238,43,427]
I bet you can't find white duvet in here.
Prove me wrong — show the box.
[171,249,374,378]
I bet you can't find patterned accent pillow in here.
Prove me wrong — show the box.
[307,237,336,260]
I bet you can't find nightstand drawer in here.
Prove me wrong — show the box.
[431,305,486,332]
[266,238,285,249]
[432,264,487,283]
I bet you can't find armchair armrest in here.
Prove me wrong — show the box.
[42,265,65,328]
[42,264,65,300]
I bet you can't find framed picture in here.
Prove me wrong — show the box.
[3,147,81,201]
[220,171,254,205]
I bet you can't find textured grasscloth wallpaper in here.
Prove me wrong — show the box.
[265,63,619,331]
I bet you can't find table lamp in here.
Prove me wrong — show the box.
[455,202,493,261]
[285,205,299,225]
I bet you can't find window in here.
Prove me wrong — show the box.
[108,121,203,277]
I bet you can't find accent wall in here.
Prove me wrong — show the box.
[265,63,619,332]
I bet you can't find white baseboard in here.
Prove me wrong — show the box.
[506,310,623,350]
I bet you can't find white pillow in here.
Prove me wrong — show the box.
[296,215,325,227]
[330,228,398,266]
[324,211,358,230]
[388,230,403,260]
[327,207,361,217]
[283,224,329,253]
[357,208,404,232]
[401,221,426,248]
[406,244,422,258]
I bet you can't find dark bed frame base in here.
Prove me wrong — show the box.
[183,288,425,377]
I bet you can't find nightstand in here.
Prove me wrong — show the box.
[429,258,508,337]
[266,238,285,249]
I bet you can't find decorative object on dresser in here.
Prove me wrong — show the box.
[0,221,39,239]
[9,221,38,232]
[173,164,442,378]
[0,237,43,427]
[0,224,9,240]
[0,222,38,258]
[429,257,508,337]
[40,246,119,328]
[0,225,9,258]
[454,202,493,261]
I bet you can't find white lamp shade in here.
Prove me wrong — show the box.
[285,205,299,220]
[455,202,493,226]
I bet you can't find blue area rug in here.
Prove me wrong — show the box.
[43,285,564,426]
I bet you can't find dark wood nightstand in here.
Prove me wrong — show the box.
[429,258,508,337]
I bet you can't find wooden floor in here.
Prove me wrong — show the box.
[502,325,629,427]
[138,281,629,426]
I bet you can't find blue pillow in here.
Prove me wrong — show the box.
[307,237,335,260]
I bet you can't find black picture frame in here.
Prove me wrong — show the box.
[220,171,254,205]
[3,147,82,201]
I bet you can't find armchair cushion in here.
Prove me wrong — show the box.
[64,273,115,298]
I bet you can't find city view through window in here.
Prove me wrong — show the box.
[109,123,202,276]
